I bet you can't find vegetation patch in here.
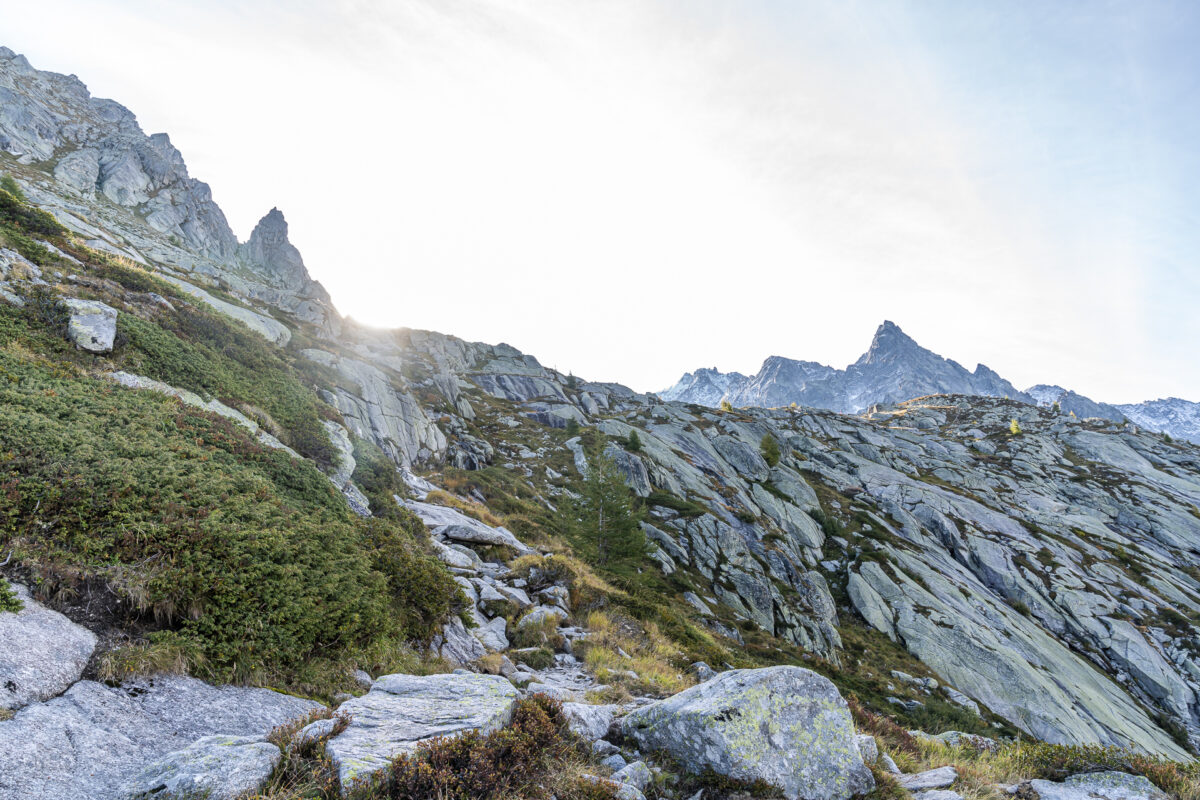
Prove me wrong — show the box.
[0,316,458,694]
[368,695,617,800]
[0,575,21,612]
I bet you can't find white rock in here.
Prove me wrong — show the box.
[0,582,97,711]
[121,734,281,800]
[64,297,117,352]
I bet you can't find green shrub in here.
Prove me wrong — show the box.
[625,430,642,452]
[760,434,781,467]
[0,174,24,200]
[645,491,707,518]
[115,309,337,467]
[719,400,734,412]
[556,456,645,570]
[0,576,21,613]
[0,330,457,686]
[511,647,555,670]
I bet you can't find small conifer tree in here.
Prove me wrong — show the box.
[556,456,645,568]
[1010,418,1022,435]
[626,430,642,452]
[719,400,734,412]
[760,434,781,467]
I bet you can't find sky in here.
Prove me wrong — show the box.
[3,0,1199,402]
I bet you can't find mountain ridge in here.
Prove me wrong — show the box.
[662,321,1199,442]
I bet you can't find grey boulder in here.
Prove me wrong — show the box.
[612,760,652,791]
[561,702,617,741]
[621,666,873,800]
[122,734,281,800]
[0,582,97,711]
[1026,772,1167,800]
[898,766,958,791]
[64,297,117,352]
[326,672,519,793]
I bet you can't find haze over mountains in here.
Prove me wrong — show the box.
[662,321,1200,442]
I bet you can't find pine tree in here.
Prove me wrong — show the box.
[565,418,580,437]
[556,455,645,569]
[1010,418,1022,435]
[626,430,642,452]
[760,434,781,467]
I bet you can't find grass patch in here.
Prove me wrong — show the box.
[646,491,708,518]
[575,610,694,697]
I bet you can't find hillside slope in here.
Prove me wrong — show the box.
[3,44,1200,776]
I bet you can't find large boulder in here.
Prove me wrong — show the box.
[0,581,97,711]
[620,666,873,800]
[1026,772,1167,800]
[325,672,519,793]
[122,734,281,800]
[64,297,117,352]
[0,675,319,800]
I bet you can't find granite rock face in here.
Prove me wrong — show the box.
[0,675,319,800]
[0,48,338,334]
[1025,771,1168,800]
[621,666,874,800]
[122,734,282,800]
[0,582,97,711]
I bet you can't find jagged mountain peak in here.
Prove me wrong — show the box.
[241,207,308,286]
[666,321,1029,413]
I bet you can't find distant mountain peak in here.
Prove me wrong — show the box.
[663,320,1030,413]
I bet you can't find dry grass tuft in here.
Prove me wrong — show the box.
[575,610,694,697]
[424,490,504,528]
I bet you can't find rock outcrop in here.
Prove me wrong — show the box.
[0,675,319,800]
[0,582,97,711]
[326,672,520,792]
[621,666,874,800]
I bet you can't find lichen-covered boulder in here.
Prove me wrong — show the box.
[1026,772,1168,800]
[64,297,117,352]
[620,666,873,800]
[325,672,519,794]
[122,734,281,800]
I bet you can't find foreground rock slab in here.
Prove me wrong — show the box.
[1026,771,1168,800]
[326,672,519,793]
[0,675,319,800]
[0,582,97,711]
[621,666,874,800]
[898,766,958,791]
[122,734,281,800]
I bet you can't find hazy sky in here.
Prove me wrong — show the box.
[5,0,1199,402]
